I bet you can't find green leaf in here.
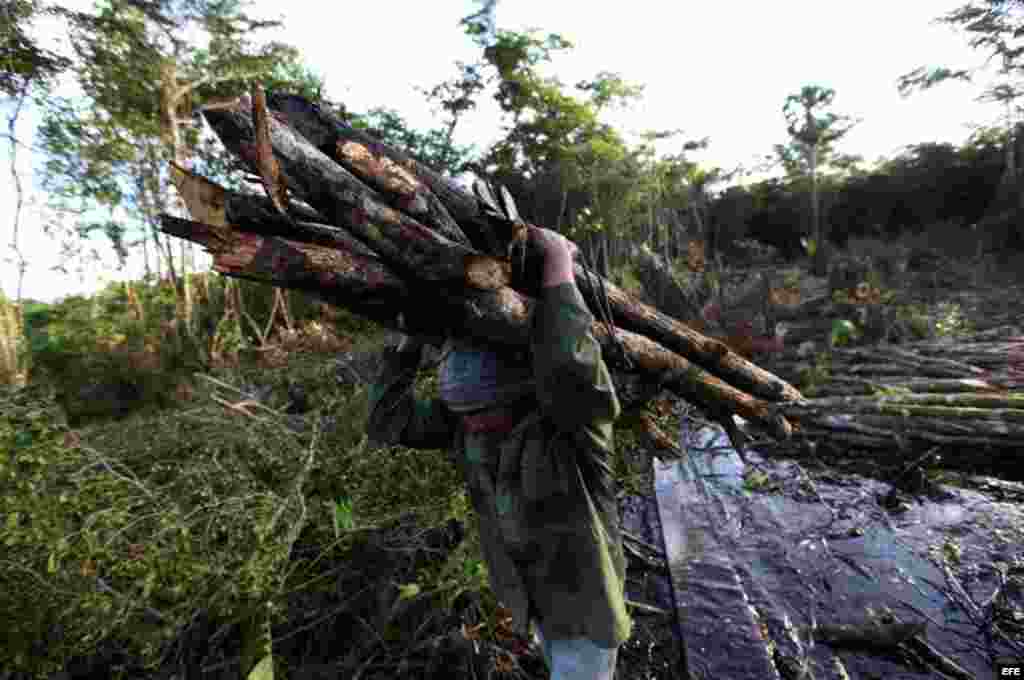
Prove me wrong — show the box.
[830,319,859,347]
[246,655,274,680]
[397,582,421,601]
[48,552,59,574]
[333,497,355,537]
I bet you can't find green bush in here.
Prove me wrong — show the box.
[0,338,486,677]
[19,272,386,426]
[0,379,326,675]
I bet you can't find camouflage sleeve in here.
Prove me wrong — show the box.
[531,282,621,433]
[366,346,455,450]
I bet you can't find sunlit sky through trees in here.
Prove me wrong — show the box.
[0,0,1004,302]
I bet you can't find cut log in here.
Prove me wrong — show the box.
[160,215,411,330]
[265,93,500,254]
[262,93,472,247]
[251,86,289,216]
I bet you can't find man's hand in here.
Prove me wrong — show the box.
[528,225,578,287]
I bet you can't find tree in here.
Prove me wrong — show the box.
[0,0,70,100]
[899,1,1024,215]
[351,105,476,177]
[36,0,323,353]
[775,85,858,275]
[446,4,649,273]
[416,60,486,174]
[1,1,72,385]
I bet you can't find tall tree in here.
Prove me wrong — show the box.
[0,0,70,100]
[2,0,71,302]
[899,0,1024,213]
[448,4,647,271]
[1,1,72,385]
[775,85,858,275]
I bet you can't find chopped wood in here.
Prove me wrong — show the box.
[159,215,410,330]
[251,86,289,216]
[268,92,483,246]
[159,208,793,439]
[201,106,509,291]
[583,269,803,405]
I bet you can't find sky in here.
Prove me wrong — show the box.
[0,0,1006,303]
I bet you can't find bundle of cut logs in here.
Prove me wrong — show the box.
[159,88,804,444]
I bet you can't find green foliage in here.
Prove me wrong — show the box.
[893,304,937,340]
[350,106,475,176]
[899,1,1024,99]
[776,84,859,273]
[444,9,661,260]
[830,319,860,348]
[0,0,70,97]
[898,2,1024,231]
[0,373,328,675]
[36,0,327,272]
[796,353,832,394]
[18,273,377,425]
[612,263,644,298]
[332,496,356,538]
[781,269,803,288]
[933,302,974,337]
[743,469,781,493]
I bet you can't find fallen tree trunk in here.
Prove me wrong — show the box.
[745,330,1024,467]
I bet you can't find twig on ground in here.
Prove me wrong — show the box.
[626,599,671,617]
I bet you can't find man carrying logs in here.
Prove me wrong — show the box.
[367,225,630,679]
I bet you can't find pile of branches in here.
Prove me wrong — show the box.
[159,89,803,444]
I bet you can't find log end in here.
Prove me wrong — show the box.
[159,215,233,254]
[463,254,512,291]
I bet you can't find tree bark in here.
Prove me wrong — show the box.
[266,93,479,238]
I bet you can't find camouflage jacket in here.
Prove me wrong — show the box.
[366,283,632,648]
